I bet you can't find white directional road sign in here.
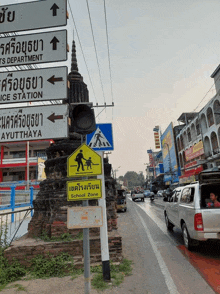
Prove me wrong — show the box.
[0,104,69,142]
[0,0,67,34]
[0,66,68,104]
[0,30,67,68]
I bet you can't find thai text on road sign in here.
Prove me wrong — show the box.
[0,0,67,34]
[0,104,68,142]
[0,67,67,104]
[67,143,102,177]
[67,206,103,229]
[0,30,67,68]
[67,179,102,201]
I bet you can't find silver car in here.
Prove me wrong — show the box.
[164,169,220,250]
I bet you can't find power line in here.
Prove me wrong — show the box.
[67,0,97,104]
[103,0,114,122]
[193,82,215,112]
[104,0,114,104]
[86,0,106,104]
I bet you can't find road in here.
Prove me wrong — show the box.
[117,195,219,294]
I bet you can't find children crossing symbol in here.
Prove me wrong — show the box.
[88,127,112,148]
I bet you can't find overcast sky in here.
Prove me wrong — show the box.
[2,0,220,177]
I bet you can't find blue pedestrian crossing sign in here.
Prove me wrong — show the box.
[86,123,114,151]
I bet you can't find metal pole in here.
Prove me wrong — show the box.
[83,199,90,294]
[97,151,111,281]
[27,141,29,190]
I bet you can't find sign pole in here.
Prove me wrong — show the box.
[97,151,111,281]
[83,200,91,294]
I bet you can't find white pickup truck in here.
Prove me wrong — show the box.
[164,169,220,250]
[131,191,145,202]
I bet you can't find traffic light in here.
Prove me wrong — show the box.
[69,103,96,135]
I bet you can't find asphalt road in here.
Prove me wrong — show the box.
[118,196,216,294]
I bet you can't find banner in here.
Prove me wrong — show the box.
[185,141,204,161]
[38,157,46,181]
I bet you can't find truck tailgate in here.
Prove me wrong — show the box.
[202,209,220,233]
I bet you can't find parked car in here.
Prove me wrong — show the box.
[164,168,220,250]
[157,190,164,197]
[144,190,154,198]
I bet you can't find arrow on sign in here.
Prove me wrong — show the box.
[47,113,64,123]
[47,75,63,85]
[50,3,59,16]
[50,37,59,50]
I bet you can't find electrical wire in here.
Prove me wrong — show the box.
[193,83,215,112]
[104,0,114,104]
[96,106,107,119]
[86,0,106,104]
[103,0,114,122]
[67,0,98,104]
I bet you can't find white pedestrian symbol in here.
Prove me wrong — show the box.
[88,127,111,148]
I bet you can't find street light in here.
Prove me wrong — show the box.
[114,166,121,179]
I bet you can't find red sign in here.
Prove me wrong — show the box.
[185,141,204,161]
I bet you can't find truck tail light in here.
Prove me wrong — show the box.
[194,213,204,231]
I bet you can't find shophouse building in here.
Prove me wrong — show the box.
[176,64,220,184]
[0,139,52,189]
[176,113,205,184]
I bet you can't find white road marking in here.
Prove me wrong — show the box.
[135,208,180,294]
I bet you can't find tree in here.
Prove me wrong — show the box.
[124,171,145,189]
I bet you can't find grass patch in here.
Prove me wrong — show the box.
[91,258,133,291]
[37,231,84,243]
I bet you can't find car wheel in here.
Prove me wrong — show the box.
[124,208,127,212]
[165,213,174,231]
[142,198,145,202]
[182,223,196,251]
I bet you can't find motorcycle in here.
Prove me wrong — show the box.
[150,193,155,201]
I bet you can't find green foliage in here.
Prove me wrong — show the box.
[39,231,74,242]
[30,253,73,279]
[0,256,26,286]
[39,231,83,242]
[91,258,133,290]
[91,273,110,291]
[0,218,9,254]
[124,171,145,189]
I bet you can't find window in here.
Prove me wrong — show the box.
[10,151,26,158]
[196,123,201,135]
[180,187,195,203]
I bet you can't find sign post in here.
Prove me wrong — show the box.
[97,151,111,281]
[67,143,104,293]
[0,0,67,34]
[0,67,68,104]
[0,104,69,142]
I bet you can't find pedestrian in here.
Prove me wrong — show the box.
[207,192,220,208]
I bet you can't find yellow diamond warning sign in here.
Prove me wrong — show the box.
[67,179,102,201]
[67,143,102,177]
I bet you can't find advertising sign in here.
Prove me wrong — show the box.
[0,30,67,68]
[0,104,68,142]
[67,143,102,177]
[67,206,103,229]
[67,179,102,201]
[0,67,67,104]
[161,122,180,183]
[38,157,46,181]
[0,0,67,34]
[185,141,204,162]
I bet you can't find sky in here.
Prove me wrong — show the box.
[1,0,220,177]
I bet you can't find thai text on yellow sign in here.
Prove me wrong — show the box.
[67,179,102,201]
[67,143,102,177]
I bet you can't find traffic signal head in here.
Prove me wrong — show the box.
[69,104,96,135]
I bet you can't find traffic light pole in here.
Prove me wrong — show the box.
[97,151,111,281]
[83,199,91,294]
